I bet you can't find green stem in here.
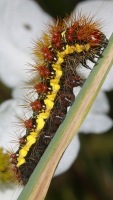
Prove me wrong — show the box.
[18,34,113,200]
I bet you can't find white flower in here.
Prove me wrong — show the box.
[79,91,113,133]
[0,0,50,88]
[0,1,113,199]
[0,99,80,193]
[0,184,22,200]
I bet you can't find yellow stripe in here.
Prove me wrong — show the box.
[36,117,45,130]
[17,158,25,167]
[47,93,56,101]
[38,111,50,119]
[16,42,91,167]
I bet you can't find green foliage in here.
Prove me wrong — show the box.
[0,148,15,183]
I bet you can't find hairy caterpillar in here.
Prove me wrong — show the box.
[9,14,108,185]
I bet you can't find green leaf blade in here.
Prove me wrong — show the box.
[17,34,113,200]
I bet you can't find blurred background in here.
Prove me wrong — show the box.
[0,0,113,200]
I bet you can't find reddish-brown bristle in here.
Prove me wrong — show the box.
[34,83,48,93]
[11,158,17,165]
[24,119,33,129]
[52,31,61,48]
[10,153,17,159]
[38,66,50,77]
[41,47,53,61]
[48,17,66,36]
[10,153,17,165]
[19,137,26,145]
[30,100,43,111]
[66,26,75,42]
[89,30,101,46]
[13,166,18,174]
[68,26,75,34]
[15,173,21,182]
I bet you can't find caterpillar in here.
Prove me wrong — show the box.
[9,14,108,185]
